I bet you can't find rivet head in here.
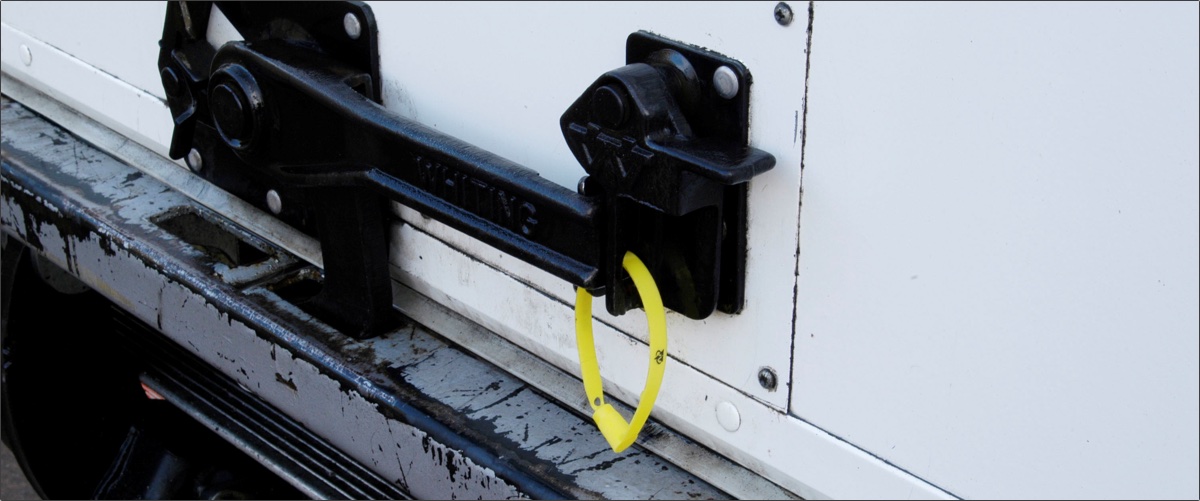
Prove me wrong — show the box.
[590,85,628,129]
[713,66,739,100]
[758,367,778,391]
[186,148,203,172]
[716,401,741,432]
[266,190,283,215]
[343,12,362,40]
[19,44,33,66]
[774,2,795,27]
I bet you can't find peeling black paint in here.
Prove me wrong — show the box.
[274,372,298,392]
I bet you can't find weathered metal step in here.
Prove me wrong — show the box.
[111,305,411,500]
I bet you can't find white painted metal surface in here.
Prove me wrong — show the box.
[794,3,1200,499]
[0,2,176,159]
[3,1,1198,499]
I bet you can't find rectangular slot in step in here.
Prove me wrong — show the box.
[152,208,271,267]
[266,267,324,304]
[260,266,402,338]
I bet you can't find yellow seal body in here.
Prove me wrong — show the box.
[574,251,667,453]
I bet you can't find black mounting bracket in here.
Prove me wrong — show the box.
[158,2,775,338]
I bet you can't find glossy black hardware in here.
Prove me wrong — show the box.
[158,2,775,337]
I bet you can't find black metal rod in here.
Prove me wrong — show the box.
[227,42,604,290]
[363,169,600,287]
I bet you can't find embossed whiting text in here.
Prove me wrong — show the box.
[414,155,539,237]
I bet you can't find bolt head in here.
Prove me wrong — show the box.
[344,12,362,40]
[590,85,628,129]
[186,148,203,172]
[758,367,778,391]
[713,66,739,100]
[774,2,795,26]
[209,64,265,150]
[211,83,248,142]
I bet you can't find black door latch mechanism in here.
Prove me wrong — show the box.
[158,2,775,338]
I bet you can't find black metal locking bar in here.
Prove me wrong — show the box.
[157,2,775,338]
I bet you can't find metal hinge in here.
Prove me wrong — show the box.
[158,1,775,337]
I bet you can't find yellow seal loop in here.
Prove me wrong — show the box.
[575,251,667,453]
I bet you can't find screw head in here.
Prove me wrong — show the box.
[591,85,628,129]
[186,148,203,172]
[758,367,778,391]
[19,44,32,66]
[343,12,362,40]
[713,66,739,100]
[266,190,283,215]
[774,2,795,26]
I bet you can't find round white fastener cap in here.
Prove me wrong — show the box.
[716,401,741,432]
[266,189,283,215]
[343,12,362,40]
[712,66,739,99]
[186,148,203,172]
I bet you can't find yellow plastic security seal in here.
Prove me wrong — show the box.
[575,251,667,453]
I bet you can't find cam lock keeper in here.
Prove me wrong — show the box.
[157,4,765,448]
[575,251,667,453]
